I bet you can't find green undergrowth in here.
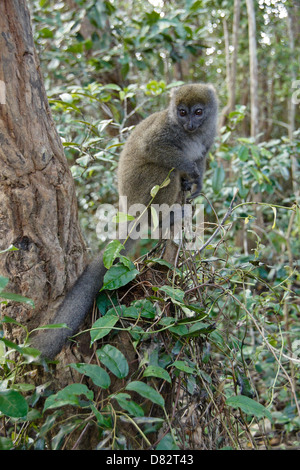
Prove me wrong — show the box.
[0,191,299,449]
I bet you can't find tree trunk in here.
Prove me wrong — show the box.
[0,1,87,349]
[246,0,259,140]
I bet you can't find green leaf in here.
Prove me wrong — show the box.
[226,395,273,421]
[38,27,54,39]
[251,146,261,166]
[113,393,144,417]
[238,137,253,144]
[112,305,139,319]
[102,263,139,291]
[121,61,130,79]
[180,305,206,316]
[237,145,249,162]
[150,185,160,198]
[0,315,23,326]
[271,206,277,229]
[0,292,34,307]
[126,381,165,408]
[158,317,182,336]
[96,291,117,314]
[0,390,28,418]
[0,276,9,291]
[237,177,249,199]
[34,323,68,331]
[91,404,112,429]
[103,240,124,269]
[97,345,129,379]
[156,433,180,450]
[150,206,159,231]
[249,167,263,183]
[0,338,25,354]
[59,92,73,103]
[90,311,119,343]
[131,299,156,319]
[221,131,231,143]
[43,384,93,412]
[145,258,179,271]
[118,255,133,269]
[236,369,255,398]
[70,363,110,389]
[98,119,113,134]
[0,437,14,450]
[113,211,135,223]
[172,360,195,374]
[159,177,171,188]
[102,84,121,91]
[182,322,215,338]
[157,286,185,303]
[143,365,171,383]
[168,323,189,336]
[0,245,18,255]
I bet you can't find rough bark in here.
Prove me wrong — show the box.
[0,1,87,345]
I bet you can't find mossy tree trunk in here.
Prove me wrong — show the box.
[0,0,87,352]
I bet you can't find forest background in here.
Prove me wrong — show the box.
[0,0,299,451]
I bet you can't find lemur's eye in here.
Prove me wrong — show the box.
[179,109,187,117]
[195,108,203,116]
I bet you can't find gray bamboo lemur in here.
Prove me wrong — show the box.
[31,83,218,359]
